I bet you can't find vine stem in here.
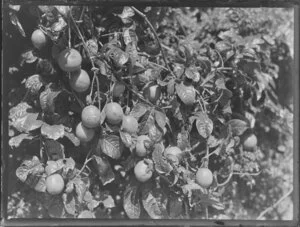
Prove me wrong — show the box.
[68,8,71,49]
[131,7,176,78]
[75,149,94,178]
[215,157,234,188]
[256,187,293,220]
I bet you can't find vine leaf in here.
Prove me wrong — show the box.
[9,11,25,37]
[176,82,196,105]
[152,143,173,175]
[123,183,141,219]
[16,156,44,183]
[41,123,65,140]
[227,119,249,136]
[9,133,34,148]
[154,110,167,130]
[138,110,155,135]
[117,6,135,24]
[130,101,150,120]
[43,139,65,161]
[168,197,184,219]
[9,102,43,133]
[120,130,134,149]
[64,131,80,146]
[185,66,200,82]
[66,173,90,203]
[102,195,116,209]
[191,112,213,139]
[142,188,169,219]
[62,192,76,216]
[100,134,123,159]
[33,174,47,192]
[93,155,115,186]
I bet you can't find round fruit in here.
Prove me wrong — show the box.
[112,81,126,97]
[243,134,257,150]
[143,85,161,104]
[135,135,151,157]
[57,48,82,72]
[195,168,213,188]
[134,160,153,182]
[69,69,90,93]
[121,115,138,134]
[164,146,183,164]
[31,29,47,50]
[105,102,123,125]
[81,105,101,128]
[75,122,95,142]
[46,173,65,195]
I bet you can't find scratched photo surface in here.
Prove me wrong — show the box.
[3,5,294,220]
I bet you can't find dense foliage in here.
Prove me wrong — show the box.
[4,5,294,220]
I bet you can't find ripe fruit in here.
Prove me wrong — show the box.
[112,81,126,97]
[135,135,151,157]
[46,173,65,195]
[121,115,138,134]
[31,29,47,49]
[75,122,95,142]
[195,168,213,188]
[69,69,90,93]
[105,102,123,125]
[57,48,82,72]
[134,160,153,182]
[143,84,161,104]
[81,105,101,128]
[243,134,257,150]
[164,146,183,164]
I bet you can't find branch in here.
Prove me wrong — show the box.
[256,187,293,220]
[131,7,176,78]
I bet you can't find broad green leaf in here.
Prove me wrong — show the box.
[123,184,141,219]
[142,188,169,219]
[130,101,151,120]
[152,143,173,175]
[16,156,44,183]
[100,135,123,159]
[9,133,34,148]
[138,110,155,136]
[194,112,213,139]
[227,119,248,136]
[93,155,115,185]
[176,82,196,106]
[41,124,65,140]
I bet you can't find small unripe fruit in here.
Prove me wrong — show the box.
[69,69,90,93]
[243,134,257,150]
[164,146,183,164]
[105,102,123,125]
[121,115,138,134]
[58,48,82,72]
[46,173,65,195]
[31,29,47,49]
[75,122,95,142]
[195,168,213,188]
[112,82,126,97]
[81,105,101,128]
[135,135,151,157]
[143,85,161,104]
[134,160,153,182]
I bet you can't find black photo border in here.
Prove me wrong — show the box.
[1,1,299,226]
